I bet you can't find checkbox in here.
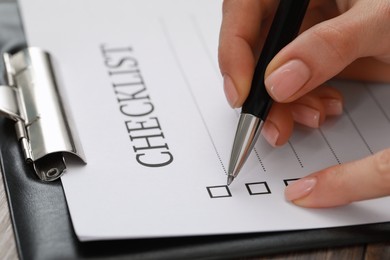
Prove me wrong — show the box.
[283,178,300,186]
[245,182,271,195]
[207,185,232,198]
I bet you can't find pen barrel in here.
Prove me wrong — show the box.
[242,0,310,119]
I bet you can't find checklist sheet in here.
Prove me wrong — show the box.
[18,0,390,241]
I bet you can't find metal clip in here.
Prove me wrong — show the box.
[0,47,85,181]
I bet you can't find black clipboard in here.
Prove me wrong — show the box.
[1,2,390,259]
[2,117,390,259]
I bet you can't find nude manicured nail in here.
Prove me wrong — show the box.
[265,59,311,102]
[285,177,317,202]
[323,98,343,115]
[262,121,279,147]
[291,104,320,128]
[223,74,238,108]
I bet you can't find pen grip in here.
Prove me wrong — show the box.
[242,0,310,119]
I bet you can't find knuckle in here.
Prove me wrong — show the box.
[322,166,344,190]
[329,168,346,190]
[310,23,358,63]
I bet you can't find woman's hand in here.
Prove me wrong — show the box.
[218,0,390,207]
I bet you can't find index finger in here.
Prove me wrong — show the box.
[285,148,390,208]
[218,0,277,107]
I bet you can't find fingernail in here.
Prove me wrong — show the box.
[262,121,279,147]
[265,59,311,102]
[290,104,320,128]
[323,98,343,115]
[285,177,317,201]
[223,74,238,108]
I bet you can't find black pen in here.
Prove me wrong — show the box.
[227,0,310,185]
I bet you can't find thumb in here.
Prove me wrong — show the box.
[264,1,387,103]
[284,149,390,208]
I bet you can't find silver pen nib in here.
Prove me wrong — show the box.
[227,113,264,185]
[227,175,234,186]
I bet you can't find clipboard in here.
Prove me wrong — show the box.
[1,2,390,259]
[2,122,390,259]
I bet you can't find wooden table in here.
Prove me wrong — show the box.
[1,170,389,260]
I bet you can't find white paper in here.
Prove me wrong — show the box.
[19,0,390,241]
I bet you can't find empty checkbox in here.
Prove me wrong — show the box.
[245,182,271,195]
[207,185,232,198]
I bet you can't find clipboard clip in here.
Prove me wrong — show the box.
[0,47,85,181]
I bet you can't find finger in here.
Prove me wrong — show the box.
[285,148,390,208]
[307,85,343,116]
[262,85,342,146]
[289,95,325,129]
[261,103,293,147]
[264,1,390,103]
[289,85,343,128]
[218,0,277,107]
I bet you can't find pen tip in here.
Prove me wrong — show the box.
[227,175,234,186]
